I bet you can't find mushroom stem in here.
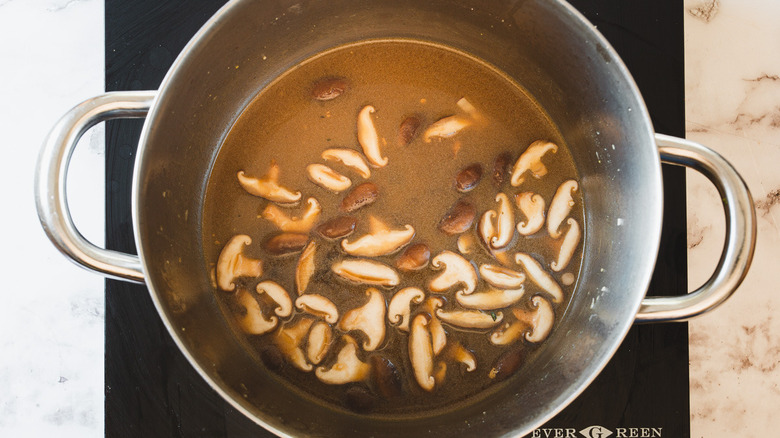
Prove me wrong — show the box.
[357,105,388,167]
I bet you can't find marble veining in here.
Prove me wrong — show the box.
[685,0,780,437]
[687,0,720,23]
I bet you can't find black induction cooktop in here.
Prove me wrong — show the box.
[105,1,689,436]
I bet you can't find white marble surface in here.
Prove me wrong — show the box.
[0,0,776,436]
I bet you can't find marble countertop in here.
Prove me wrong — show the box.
[1,0,776,436]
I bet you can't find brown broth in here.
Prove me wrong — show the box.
[202,39,583,416]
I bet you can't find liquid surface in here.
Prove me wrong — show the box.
[202,39,583,416]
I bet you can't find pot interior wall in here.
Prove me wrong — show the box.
[134,0,663,436]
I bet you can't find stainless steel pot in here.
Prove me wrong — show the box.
[35,0,756,436]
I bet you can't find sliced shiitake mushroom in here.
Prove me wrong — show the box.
[332,258,400,287]
[216,235,262,291]
[399,115,422,145]
[492,152,512,187]
[265,233,309,255]
[341,182,378,213]
[510,140,558,186]
[315,335,371,384]
[311,77,348,101]
[237,161,302,204]
[357,105,388,167]
[454,163,483,193]
[438,199,476,235]
[316,215,357,239]
[547,180,578,239]
[396,243,431,272]
[339,288,387,351]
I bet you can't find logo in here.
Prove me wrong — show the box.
[580,426,613,438]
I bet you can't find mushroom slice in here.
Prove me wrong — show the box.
[547,180,579,238]
[409,314,435,391]
[424,297,447,356]
[295,241,317,294]
[489,320,525,346]
[341,216,415,257]
[515,253,563,303]
[478,210,497,249]
[274,317,315,371]
[236,289,277,335]
[480,264,526,289]
[322,148,371,179]
[457,233,475,255]
[237,161,302,204]
[448,342,476,372]
[307,164,352,193]
[306,321,333,365]
[262,197,322,233]
[515,192,546,235]
[455,287,525,310]
[435,309,503,329]
[423,115,472,142]
[434,361,448,385]
[491,193,515,249]
[513,296,555,343]
[428,251,477,295]
[357,105,388,167]
[339,288,386,351]
[216,235,263,291]
[295,294,339,324]
[388,287,425,331]
[256,280,293,317]
[331,258,400,287]
[510,140,558,186]
[315,335,371,384]
[551,218,581,272]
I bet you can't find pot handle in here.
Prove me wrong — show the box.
[634,133,757,322]
[35,91,157,284]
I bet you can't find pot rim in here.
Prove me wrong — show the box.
[130,0,663,436]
